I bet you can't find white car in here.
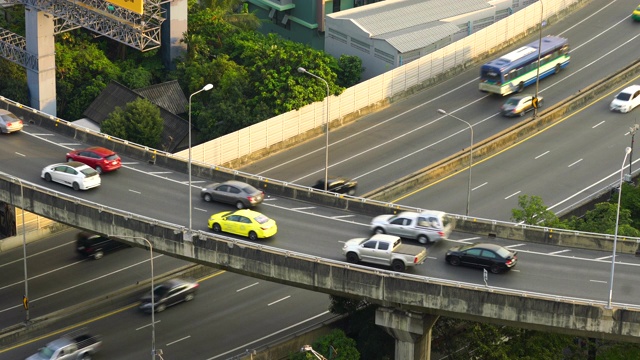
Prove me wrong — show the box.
[610,85,640,113]
[41,161,101,190]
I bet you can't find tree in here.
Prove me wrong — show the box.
[510,194,560,227]
[288,329,360,360]
[337,55,364,88]
[101,98,163,148]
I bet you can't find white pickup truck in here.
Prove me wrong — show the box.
[26,332,102,360]
[342,234,427,272]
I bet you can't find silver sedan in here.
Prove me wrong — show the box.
[200,180,264,209]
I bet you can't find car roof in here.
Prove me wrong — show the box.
[51,161,93,169]
[162,278,194,288]
[232,209,264,217]
[620,85,640,93]
[370,233,401,242]
[78,146,117,155]
[0,109,15,116]
[466,243,507,251]
[223,179,256,188]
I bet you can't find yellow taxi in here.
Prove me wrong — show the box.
[207,209,277,240]
[634,5,640,21]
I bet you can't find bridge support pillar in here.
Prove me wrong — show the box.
[376,307,439,360]
[25,7,56,116]
[162,0,188,70]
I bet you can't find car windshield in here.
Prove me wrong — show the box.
[105,154,119,161]
[495,247,513,258]
[616,92,632,101]
[80,168,97,177]
[38,346,55,358]
[241,185,256,194]
[505,98,520,105]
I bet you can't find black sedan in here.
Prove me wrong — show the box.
[201,180,264,209]
[445,243,517,274]
[139,278,199,313]
[312,177,358,195]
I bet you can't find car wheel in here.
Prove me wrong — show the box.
[519,110,525,117]
[555,63,561,74]
[44,173,52,182]
[347,188,356,196]
[417,235,429,244]
[448,256,461,266]
[185,293,195,302]
[80,354,92,360]
[72,182,80,191]
[66,158,74,163]
[95,166,103,174]
[248,231,258,241]
[373,227,385,235]
[236,201,245,209]
[538,99,544,108]
[490,264,502,274]
[93,251,104,260]
[517,82,524,93]
[203,193,213,202]
[391,260,406,272]
[156,304,166,313]
[212,223,221,233]
[346,252,359,264]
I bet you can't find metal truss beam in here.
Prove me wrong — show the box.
[0,27,38,70]
[20,0,166,51]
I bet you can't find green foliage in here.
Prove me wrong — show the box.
[55,32,121,120]
[101,98,163,148]
[336,55,364,88]
[510,194,561,227]
[564,202,640,237]
[287,329,359,360]
[0,59,28,104]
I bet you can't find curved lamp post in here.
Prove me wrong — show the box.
[11,177,29,324]
[437,109,473,216]
[607,147,632,309]
[109,235,157,359]
[297,67,330,191]
[188,84,213,239]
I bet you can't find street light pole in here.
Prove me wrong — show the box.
[534,0,544,118]
[188,84,213,239]
[13,178,30,324]
[629,124,639,181]
[607,146,632,309]
[297,67,330,191]
[437,109,474,216]
[110,235,157,359]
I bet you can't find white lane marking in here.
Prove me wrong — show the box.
[472,182,487,191]
[590,280,607,284]
[596,255,612,261]
[427,256,438,260]
[166,336,191,346]
[268,296,291,306]
[0,253,164,314]
[59,143,80,146]
[447,237,482,243]
[332,215,355,219]
[548,249,571,255]
[29,133,54,136]
[237,282,259,292]
[194,207,208,213]
[504,191,521,200]
[505,244,527,248]
[292,207,316,210]
[0,239,76,270]
[129,189,141,194]
[567,159,583,167]
[149,172,173,175]
[121,162,139,165]
[136,320,161,331]
[592,121,605,128]
[206,311,331,359]
[15,152,26,157]
[535,151,549,159]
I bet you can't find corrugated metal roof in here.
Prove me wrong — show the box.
[134,80,188,115]
[329,0,490,40]
[379,22,461,53]
[82,81,189,152]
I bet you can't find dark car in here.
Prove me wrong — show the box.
[139,278,199,313]
[312,177,358,195]
[500,94,543,117]
[76,232,128,260]
[200,180,264,209]
[445,243,517,274]
[66,146,122,174]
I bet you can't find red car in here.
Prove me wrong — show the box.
[66,146,121,174]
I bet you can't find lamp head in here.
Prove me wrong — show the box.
[203,84,213,91]
[297,67,306,73]
[437,109,447,115]
[626,147,632,154]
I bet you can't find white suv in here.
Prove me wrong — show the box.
[610,85,640,113]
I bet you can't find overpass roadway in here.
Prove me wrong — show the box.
[1,165,640,343]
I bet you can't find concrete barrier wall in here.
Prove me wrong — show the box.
[1,176,640,343]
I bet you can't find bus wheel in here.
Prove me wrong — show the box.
[555,64,561,74]
[517,82,524,93]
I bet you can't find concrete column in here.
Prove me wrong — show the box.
[25,7,56,116]
[162,0,188,70]
[375,307,439,360]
